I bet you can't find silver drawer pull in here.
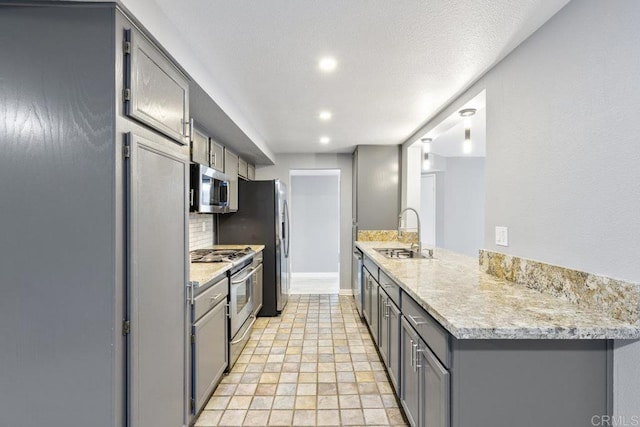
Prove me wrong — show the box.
[408,314,426,326]
[210,294,222,303]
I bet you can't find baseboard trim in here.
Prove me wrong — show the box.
[291,272,340,279]
[339,289,353,296]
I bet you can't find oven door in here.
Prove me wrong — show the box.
[229,265,256,337]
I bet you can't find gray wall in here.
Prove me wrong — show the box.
[405,0,640,416]
[431,157,485,257]
[256,154,353,290]
[290,175,340,273]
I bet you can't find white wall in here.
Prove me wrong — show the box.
[290,174,340,273]
[403,0,640,415]
[429,157,485,257]
[256,154,353,290]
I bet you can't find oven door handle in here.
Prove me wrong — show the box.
[230,315,257,344]
[231,267,257,284]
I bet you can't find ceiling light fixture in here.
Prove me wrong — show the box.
[319,111,332,121]
[318,56,337,72]
[319,136,330,144]
[459,108,476,154]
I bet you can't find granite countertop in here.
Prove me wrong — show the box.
[356,241,640,340]
[189,244,266,288]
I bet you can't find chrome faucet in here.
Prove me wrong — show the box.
[398,207,422,255]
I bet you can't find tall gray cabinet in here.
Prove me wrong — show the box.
[0,4,189,427]
[352,145,401,237]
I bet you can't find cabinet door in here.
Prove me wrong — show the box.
[419,343,450,427]
[125,29,189,144]
[126,133,187,427]
[247,163,255,180]
[400,317,420,427]
[193,301,228,414]
[238,157,248,179]
[190,124,209,165]
[210,141,224,172]
[224,149,239,212]
[387,300,401,393]
[362,270,371,325]
[378,291,389,366]
[370,281,379,345]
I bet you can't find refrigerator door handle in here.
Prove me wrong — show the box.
[283,200,290,258]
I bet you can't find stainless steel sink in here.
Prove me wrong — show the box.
[374,247,431,259]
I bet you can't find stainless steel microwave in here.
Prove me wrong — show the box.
[190,164,229,213]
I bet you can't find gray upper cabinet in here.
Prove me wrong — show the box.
[190,122,209,165]
[247,163,256,180]
[353,145,400,232]
[224,148,239,212]
[210,140,224,172]
[238,157,249,180]
[125,28,189,144]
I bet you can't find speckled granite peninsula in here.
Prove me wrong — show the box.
[356,241,640,339]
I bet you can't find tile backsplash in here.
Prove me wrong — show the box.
[189,213,214,251]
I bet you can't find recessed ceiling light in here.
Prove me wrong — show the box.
[319,136,330,144]
[319,111,332,121]
[318,57,337,72]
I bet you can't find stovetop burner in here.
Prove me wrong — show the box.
[190,247,254,264]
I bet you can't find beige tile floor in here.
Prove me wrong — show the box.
[195,294,408,426]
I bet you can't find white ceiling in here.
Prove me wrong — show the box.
[120,0,569,156]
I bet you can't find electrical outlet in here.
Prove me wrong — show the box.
[202,222,206,232]
[495,226,508,246]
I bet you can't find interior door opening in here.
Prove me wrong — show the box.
[289,169,341,294]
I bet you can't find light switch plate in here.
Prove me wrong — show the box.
[495,226,509,246]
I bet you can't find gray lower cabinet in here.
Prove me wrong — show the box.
[386,296,401,393]
[125,26,189,145]
[400,317,420,427]
[370,279,380,345]
[362,268,373,325]
[193,300,228,414]
[419,343,450,427]
[378,291,390,365]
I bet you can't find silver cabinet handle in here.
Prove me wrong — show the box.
[412,342,419,372]
[190,189,194,206]
[210,294,222,304]
[408,314,426,326]
[415,346,424,370]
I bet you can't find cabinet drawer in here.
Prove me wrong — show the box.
[379,270,400,308]
[363,255,378,282]
[194,276,228,321]
[401,292,450,369]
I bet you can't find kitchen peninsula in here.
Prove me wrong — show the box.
[355,240,639,427]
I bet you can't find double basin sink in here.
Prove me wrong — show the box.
[374,247,433,259]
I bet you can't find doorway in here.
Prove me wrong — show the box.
[289,169,341,294]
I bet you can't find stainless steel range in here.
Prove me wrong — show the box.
[189,247,258,371]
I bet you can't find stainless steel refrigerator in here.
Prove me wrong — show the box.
[218,179,290,316]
